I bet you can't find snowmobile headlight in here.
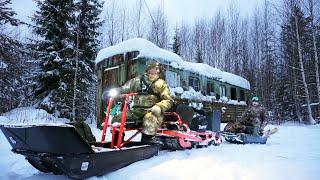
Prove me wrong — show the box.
[109,88,118,97]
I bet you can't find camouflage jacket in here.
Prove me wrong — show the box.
[240,105,267,127]
[121,74,173,112]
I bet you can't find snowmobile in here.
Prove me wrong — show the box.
[222,128,278,144]
[101,92,222,150]
[0,92,222,179]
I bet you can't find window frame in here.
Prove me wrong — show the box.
[189,75,200,91]
[230,87,237,100]
[220,85,227,97]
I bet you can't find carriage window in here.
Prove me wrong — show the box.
[189,76,200,91]
[231,87,237,100]
[165,71,179,87]
[207,82,215,95]
[220,85,226,97]
[240,90,245,101]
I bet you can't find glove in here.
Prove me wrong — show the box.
[150,105,161,117]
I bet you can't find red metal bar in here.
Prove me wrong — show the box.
[100,98,114,146]
[158,130,202,142]
[121,129,142,148]
[110,127,116,148]
[178,137,192,148]
[116,93,138,149]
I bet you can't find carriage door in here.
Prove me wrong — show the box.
[98,66,119,122]
[103,66,119,89]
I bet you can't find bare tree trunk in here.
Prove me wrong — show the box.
[293,67,303,123]
[251,10,262,94]
[308,0,320,119]
[137,0,142,37]
[104,0,118,46]
[120,7,126,41]
[72,16,80,122]
[148,4,168,49]
[289,19,303,123]
[294,13,316,124]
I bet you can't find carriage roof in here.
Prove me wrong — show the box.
[96,38,250,90]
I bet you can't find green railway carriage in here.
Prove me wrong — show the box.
[95,38,250,124]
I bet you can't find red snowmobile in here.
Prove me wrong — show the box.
[0,92,222,179]
[101,92,222,150]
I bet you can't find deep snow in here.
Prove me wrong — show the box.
[1,108,320,180]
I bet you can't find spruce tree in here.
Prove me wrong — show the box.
[32,0,103,122]
[280,5,314,122]
[0,0,24,113]
[72,0,103,121]
[0,0,19,26]
[172,26,181,55]
[32,0,76,119]
[195,47,203,63]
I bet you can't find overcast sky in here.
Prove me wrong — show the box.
[10,0,264,24]
[9,0,264,39]
[151,0,262,24]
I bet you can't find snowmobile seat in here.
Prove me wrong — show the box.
[162,104,193,122]
[175,104,194,124]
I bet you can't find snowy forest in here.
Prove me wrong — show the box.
[1,0,320,124]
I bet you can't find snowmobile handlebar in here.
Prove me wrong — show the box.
[102,88,138,100]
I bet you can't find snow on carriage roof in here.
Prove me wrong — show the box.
[96,38,250,90]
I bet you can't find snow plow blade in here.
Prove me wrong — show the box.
[0,125,159,179]
[223,132,268,144]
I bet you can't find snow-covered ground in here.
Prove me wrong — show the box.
[1,108,320,180]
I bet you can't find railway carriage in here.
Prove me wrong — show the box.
[95,38,251,124]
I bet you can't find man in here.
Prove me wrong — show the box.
[224,96,267,136]
[108,60,173,144]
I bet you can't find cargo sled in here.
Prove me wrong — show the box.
[0,124,159,179]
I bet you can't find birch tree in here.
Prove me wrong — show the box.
[148,4,168,49]
[306,0,320,116]
[293,3,316,124]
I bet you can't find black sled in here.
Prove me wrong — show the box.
[0,124,159,179]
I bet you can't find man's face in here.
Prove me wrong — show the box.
[252,101,259,107]
[147,67,160,75]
